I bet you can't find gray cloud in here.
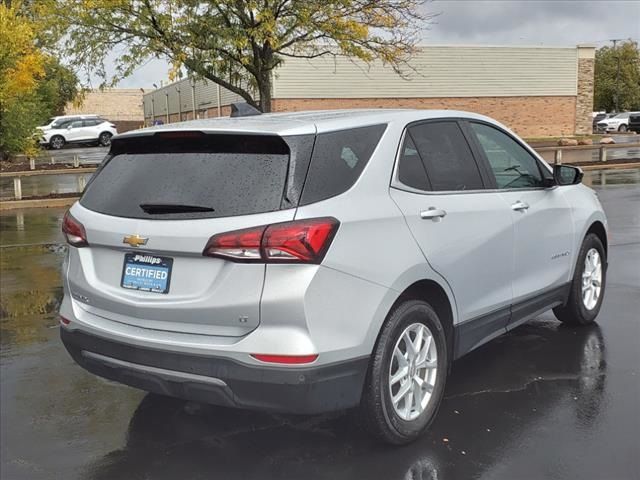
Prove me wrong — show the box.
[425,0,640,46]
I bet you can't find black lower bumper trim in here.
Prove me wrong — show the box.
[61,329,369,414]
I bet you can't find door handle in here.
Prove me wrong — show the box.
[511,200,530,212]
[420,207,447,220]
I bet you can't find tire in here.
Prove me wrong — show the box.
[553,233,606,325]
[99,132,113,146]
[618,124,627,132]
[360,299,448,445]
[50,135,65,150]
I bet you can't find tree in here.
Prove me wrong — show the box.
[0,2,79,159]
[36,58,80,117]
[594,40,640,113]
[45,0,432,112]
[0,2,45,158]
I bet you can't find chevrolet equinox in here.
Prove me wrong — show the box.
[60,109,608,444]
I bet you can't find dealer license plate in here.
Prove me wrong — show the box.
[121,253,173,294]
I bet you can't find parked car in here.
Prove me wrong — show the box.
[59,108,608,444]
[628,112,640,133]
[592,112,614,132]
[40,117,117,149]
[37,114,99,132]
[595,111,635,133]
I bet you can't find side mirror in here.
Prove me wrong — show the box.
[553,164,583,186]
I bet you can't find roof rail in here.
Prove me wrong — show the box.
[230,102,262,118]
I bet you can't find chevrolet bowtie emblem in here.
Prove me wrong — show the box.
[123,235,148,247]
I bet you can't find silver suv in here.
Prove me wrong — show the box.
[60,109,608,444]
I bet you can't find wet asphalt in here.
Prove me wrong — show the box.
[1,170,639,480]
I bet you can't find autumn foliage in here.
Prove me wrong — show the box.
[0,2,78,159]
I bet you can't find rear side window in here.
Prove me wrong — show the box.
[397,134,430,190]
[300,124,386,205]
[80,134,293,220]
[408,122,484,191]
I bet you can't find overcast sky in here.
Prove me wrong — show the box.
[116,0,640,88]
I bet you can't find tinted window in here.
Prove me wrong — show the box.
[69,120,83,129]
[81,135,292,220]
[408,122,483,191]
[300,124,386,205]
[53,120,73,129]
[470,122,544,189]
[397,134,430,190]
[83,119,99,126]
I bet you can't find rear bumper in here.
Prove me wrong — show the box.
[60,328,369,414]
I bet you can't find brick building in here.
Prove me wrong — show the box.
[143,44,596,138]
[65,88,144,133]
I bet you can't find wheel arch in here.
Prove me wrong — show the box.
[586,220,608,256]
[377,279,456,370]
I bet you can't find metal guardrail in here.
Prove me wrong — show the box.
[12,149,108,168]
[535,142,640,164]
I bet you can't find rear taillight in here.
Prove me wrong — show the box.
[62,211,88,247]
[203,217,339,264]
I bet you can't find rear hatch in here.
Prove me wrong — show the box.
[67,131,312,337]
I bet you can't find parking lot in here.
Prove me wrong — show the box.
[1,171,639,480]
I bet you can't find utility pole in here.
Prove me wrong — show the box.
[176,86,182,122]
[217,84,222,117]
[611,39,624,113]
[165,91,169,124]
[191,77,197,119]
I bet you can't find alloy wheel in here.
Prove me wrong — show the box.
[582,248,602,310]
[100,133,112,146]
[388,322,438,421]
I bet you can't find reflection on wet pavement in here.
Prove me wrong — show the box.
[583,168,640,187]
[1,170,639,480]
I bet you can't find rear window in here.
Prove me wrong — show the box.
[80,134,295,220]
[300,124,386,205]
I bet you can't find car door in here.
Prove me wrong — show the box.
[80,119,99,140]
[389,120,514,354]
[466,121,574,328]
[65,120,85,142]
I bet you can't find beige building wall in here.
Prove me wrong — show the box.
[65,88,144,132]
[272,46,580,98]
[66,89,143,121]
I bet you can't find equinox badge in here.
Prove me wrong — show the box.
[123,234,148,247]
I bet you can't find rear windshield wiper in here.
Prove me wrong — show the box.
[139,203,215,214]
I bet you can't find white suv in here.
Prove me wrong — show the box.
[37,114,99,132]
[596,112,636,133]
[59,109,608,444]
[41,117,117,149]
